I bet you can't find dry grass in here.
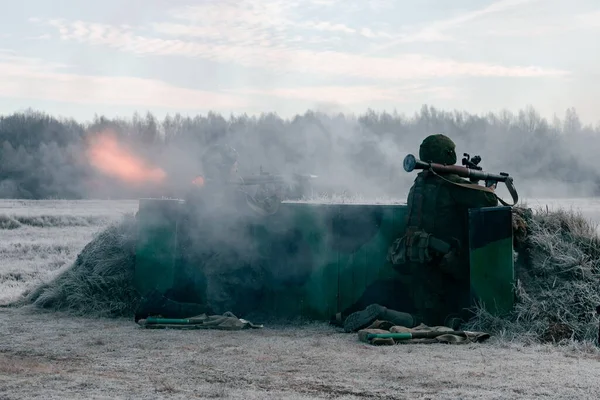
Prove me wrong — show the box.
[11,215,140,317]
[0,200,137,306]
[0,214,111,229]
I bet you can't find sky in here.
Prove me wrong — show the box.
[0,0,599,124]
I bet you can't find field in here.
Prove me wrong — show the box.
[2,199,600,399]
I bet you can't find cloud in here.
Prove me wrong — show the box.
[25,34,51,41]
[0,51,247,109]
[483,9,600,37]
[433,0,542,30]
[158,0,389,41]
[0,49,461,110]
[235,84,458,104]
[307,0,340,5]
[43,19,569,80]
[366,0,545,52]
[577,10,600,28]
[19,0,572,114]
[364,0,395,12]
[395,2,600,43]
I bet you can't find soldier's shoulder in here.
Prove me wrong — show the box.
[418,171,472,187]
[443,175,496,198]
[434,173,471,185]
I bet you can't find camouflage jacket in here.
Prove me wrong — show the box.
[405,170,497,247]
[390,170,498,268]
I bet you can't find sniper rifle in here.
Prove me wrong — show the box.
[403,153,519,206]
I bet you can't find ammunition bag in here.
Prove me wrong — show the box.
[387,230,453,266]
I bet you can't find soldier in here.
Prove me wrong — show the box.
[185,143,243,212]
[134,144,239,321]
[175,143,244,306]
[134,143,265,322]
[181,143,267,315]
[343,134,498,331]
[188,143,282,217]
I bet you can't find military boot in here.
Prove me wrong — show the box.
[343,304,416,333]
[135,289,213,322]
[443,313,465,330]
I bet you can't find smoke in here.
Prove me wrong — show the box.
[1,106,599,202]
[76,112,414,201]
[4,106,600,319]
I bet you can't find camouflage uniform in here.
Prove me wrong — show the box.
[394,134,498,326]
[342,134,498,331]
[184,143,244,213]
[177,143,253,303]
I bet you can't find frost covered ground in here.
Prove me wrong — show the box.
[521,197,600,231]
[2,306,600,400]
[1,198,600,399]
[0,200,138,304]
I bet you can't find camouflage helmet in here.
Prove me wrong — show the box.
[201,143,239,179]
[419,134,457,165]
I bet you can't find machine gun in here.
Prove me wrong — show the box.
[235,166,318,215]
[403,153,518,206]
[189,167,317,216]
[238,166,318,189]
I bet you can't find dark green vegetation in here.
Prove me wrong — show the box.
[0,106,598,199]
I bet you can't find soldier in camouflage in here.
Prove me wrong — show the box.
[134,143,247,321]
[185,143,243,211]
[180,143,268,316]
[343,134,498,331]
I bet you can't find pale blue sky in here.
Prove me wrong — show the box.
[0,0,598,124]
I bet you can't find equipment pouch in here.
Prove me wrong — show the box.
[388,230,453,266]
[387,235,408,265]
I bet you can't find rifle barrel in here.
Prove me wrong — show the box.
[238,175,286,185]
[236,174,317,186]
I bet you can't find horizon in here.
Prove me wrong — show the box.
[1,0,599,125]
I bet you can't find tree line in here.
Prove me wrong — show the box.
[0,106,598,200]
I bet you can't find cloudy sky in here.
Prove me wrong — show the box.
[0,0,598,123]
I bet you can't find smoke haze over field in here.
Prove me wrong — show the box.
[0,106,599,201]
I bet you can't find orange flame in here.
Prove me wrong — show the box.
[192,176,205,186]
[86,131,166,184]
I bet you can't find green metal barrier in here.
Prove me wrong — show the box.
[134,198,182,296]
[134,198,515,320]
[468,206,515,316]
